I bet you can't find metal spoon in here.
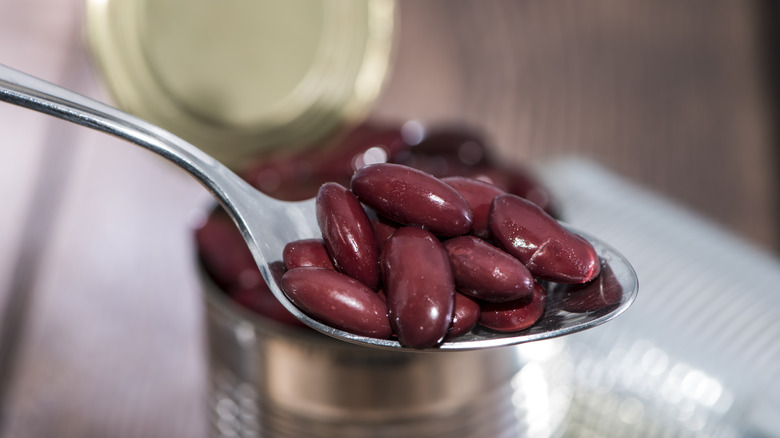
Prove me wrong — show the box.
[0,64,638,350]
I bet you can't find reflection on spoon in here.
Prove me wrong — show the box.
[561,262,624,313]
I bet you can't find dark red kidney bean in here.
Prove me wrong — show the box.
[230,282,307,328]
[371,217,399,250]
[454,167,510,192]
[316,182,380,289]
[501,165,560,219]
[562,262,622,313]
[281,267,392,338]
[446,293,481,339]
[380,227,455,348]
[465,165,559,218]
[195,210,262,291]
[489,194,600,284]
[479,283,546,332]
[443,236,534,302]
[351,163,474,237]
[283,239,336,270]
[442,176,505,239]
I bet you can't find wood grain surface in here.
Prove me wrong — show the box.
[0,1,777,437]
[373,0,779,251]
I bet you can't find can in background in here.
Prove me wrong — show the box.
[85,0,396,170]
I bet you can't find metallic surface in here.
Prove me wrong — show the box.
[206,282,574,437]
[541,160,780,437]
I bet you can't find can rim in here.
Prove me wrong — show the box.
[85,0,396,169]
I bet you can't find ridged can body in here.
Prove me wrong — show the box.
[204,276,573,438]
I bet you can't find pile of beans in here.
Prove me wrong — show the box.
[281,163,600,348]
[195,122,604,348]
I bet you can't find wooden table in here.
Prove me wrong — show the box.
[1,1,777,436]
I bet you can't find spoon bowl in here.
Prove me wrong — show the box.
[0,64,638,350]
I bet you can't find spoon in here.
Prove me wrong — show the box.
[0,64,638,350]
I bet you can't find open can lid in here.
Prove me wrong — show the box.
[85,0,396,169]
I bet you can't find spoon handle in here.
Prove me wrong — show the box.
[0,63,257,219]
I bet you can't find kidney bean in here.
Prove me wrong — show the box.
[195,210,262,291]
[283,239,335,270]
[316,182,380,289]
[446,293,481,339]
[464,165,559,218]
[479,283,546,332]
[442,176,505,239]
[380,227,455,348]
[562,262,622,313]
[443,236,534,302]
[351,163,473,237]
[489,194,600,284]
[371,217,399,250]
[281,267,392,338]
[231,282,307,328]
[500,165,560,218]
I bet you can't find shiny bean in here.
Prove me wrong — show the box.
[443,236,534,302]
[351,163,473,237]
[499,165,559,218]
[283,239,335,270]
[468,165,559,218]
[442,176,505,239]
[446,293,481,339]
[380,227,455,348]
[479,283,546,332]
[281,267,392,338]
[371,217,399,250]
[489,194,600,284]
[316,182,380,289]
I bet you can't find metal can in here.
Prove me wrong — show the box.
[204,272,573,438]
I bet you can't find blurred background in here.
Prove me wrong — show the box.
[375,1,780,252]
[1,0,779,437]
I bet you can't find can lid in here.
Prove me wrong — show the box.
[86,0,396,169]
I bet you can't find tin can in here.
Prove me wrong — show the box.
[205,273,573,438]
